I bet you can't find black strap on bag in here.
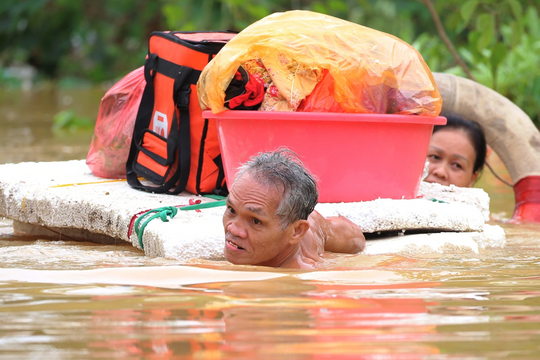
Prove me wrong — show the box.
[125,54,200,194]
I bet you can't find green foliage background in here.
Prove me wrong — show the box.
[1,0,539,125]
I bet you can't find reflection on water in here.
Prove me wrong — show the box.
[1,88,540,359]
[0,261,539,358]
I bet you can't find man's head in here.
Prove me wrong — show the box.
[235,148,318,228]
[223,148,318,266]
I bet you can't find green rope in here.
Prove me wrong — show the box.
[134,206,178,250]
[428,198,448,204]
[133,196,227,250]
[179,200,226,211]
[179,194,227,211]
[203,194,227,201]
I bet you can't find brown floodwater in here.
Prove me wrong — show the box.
[1,88,540,359]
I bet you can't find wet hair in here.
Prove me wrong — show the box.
[235,148,318,229]
[433,115,487,174]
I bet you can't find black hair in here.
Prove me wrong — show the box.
[433,115,487,174]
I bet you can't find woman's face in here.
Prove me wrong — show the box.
[425,128,478,188]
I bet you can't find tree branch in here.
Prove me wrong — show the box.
[423,0,477,82]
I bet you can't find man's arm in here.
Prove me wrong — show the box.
[309,211,366,254]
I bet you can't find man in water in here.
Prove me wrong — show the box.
[223,149,365,269]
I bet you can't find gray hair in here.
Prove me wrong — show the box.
[235,148,318,229]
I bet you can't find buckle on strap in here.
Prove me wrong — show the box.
[176,88,191,110]
[174,66,194,110]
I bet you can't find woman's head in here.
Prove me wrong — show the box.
[425,115,487,187]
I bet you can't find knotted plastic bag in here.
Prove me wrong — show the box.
[198,10,442,116]
[86,67,145,178]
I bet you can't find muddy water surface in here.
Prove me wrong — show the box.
[1,88,539,359]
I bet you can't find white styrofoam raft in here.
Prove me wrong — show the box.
[0,160,505,261]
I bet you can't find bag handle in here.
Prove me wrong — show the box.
[126,54,159,191]
[168,66,195,194]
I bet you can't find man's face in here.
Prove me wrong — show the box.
[223,173,293,266]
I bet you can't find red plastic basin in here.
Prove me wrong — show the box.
[203,110,447,203]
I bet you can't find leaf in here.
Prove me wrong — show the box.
[490,42,507,73]
[476,13,494,52]
[458,47,475,64]
[467,30,484,62]
[460,0,479,26]
[52,110,75,131]
[447,11,464,33]
[52,110,93,131]
[476,13,494,30]
[455,19,468,34]
[533,77,540,103]
[525,7,540,36]
[510,21,523,48]
[506,0,522,20]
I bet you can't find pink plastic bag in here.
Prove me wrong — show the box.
[86,67,145,178]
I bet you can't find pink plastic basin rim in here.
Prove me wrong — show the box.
[202,110,447,125]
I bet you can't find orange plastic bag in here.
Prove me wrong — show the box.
[198,10,442,116]
[86,67,145,178]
